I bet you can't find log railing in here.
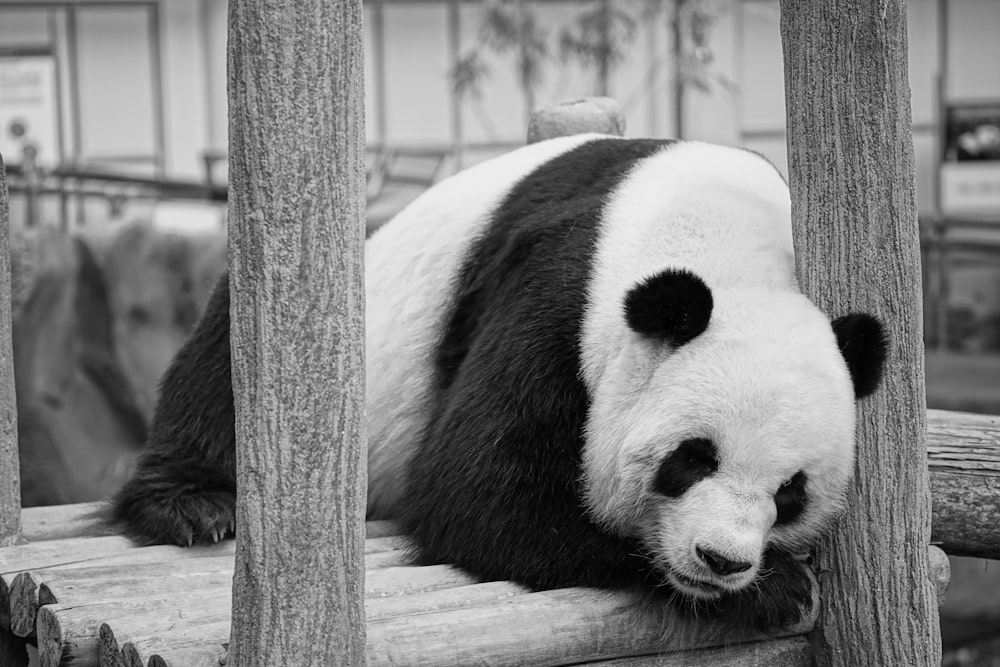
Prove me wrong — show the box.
[927,409,1000,558]
[0,406,993,666]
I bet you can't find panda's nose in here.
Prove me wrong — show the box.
[696,546,753,576]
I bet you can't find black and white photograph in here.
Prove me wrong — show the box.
[0,1,998,666]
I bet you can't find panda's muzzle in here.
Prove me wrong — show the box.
[696,546,754,576]
[672,571,721,591]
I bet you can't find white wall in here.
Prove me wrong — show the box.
[3,0,1000,212]
[75,7,156,167]
[160,0,211,179]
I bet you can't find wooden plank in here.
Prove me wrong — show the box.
[0,536,135,574]
[16,508,400,546]
[12,545,414,642]
[38,591,232,667]
[365,565,478,598]
[3,534,401,595]
[6,542,234,580]
[97,584,815,667]
[927,409,1000,558]
[21,502,113,542]
[365,587,817,666]
[583,636,811,666]
[145,646,225,667]
[21,503,110,543]
[118,623,230,667]
[39,564,492,666]
[1,536,137,632]
[9,557,234,637]
[134,585,533,665]
[365,581,529,621]
[1,541,233,634]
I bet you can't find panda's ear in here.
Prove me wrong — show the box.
[831,313,889,399]
[623,269,713,346]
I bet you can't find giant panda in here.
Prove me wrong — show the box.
[110,135,887,632]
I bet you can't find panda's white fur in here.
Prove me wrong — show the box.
[578,143,856,597]
[365,133,601,518]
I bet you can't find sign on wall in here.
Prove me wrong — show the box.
[941,102,1000,215]
[0,55,60,166]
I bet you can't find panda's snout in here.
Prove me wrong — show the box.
[696,545,753,576]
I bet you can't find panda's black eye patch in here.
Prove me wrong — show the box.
[775,471,808,525]
[653,438,718,498]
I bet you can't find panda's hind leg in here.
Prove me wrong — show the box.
[108,273,238,546]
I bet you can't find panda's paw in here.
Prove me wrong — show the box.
[109,467,236,547]
[715,549,815,634]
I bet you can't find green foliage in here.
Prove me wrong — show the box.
[453,0,550,102]
[450,0,739,126]
[556,2,636,82]
[452,51,491,98]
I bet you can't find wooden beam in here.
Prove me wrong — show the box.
[779,2,940,665]
[364,587,815,666]
[226,0,367,664]
[140,585,815,667]
[21,502,109,542]
[927,409,1000,558]
[18,504,401,544]
[584,636,812,666]
[0,149,20,547]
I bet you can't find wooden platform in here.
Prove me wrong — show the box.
[0,503,815,667]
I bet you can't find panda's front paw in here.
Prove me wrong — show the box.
[715,548,815,634]
[110,465,236,547]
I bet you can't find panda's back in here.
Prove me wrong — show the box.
[365,133,620,517]
[364,137,793,521]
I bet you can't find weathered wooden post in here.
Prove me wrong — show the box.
[227,1,366,665]
[780,2,940,665]
[0,153,21,548]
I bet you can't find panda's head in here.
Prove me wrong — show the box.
[581,269,887,600]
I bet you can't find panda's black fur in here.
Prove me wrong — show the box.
[408,140,667,589]
[111,272,237,545]
[110,137,887,633]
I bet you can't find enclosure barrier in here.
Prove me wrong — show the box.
[0,405,986,666]
[0,0,977,665]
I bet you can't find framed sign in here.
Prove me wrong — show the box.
[0,54,60,165]
[942,102,1000,215]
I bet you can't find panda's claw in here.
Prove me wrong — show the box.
[110,472,236,547]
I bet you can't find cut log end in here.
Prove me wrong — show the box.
[35,606,63,667]
[121,641,143,667]
[527,97,626,144]
[99,622,124,667]
[927,545,951,607]
[9,573,38,638]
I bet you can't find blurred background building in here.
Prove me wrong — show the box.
[1,1,999,664]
